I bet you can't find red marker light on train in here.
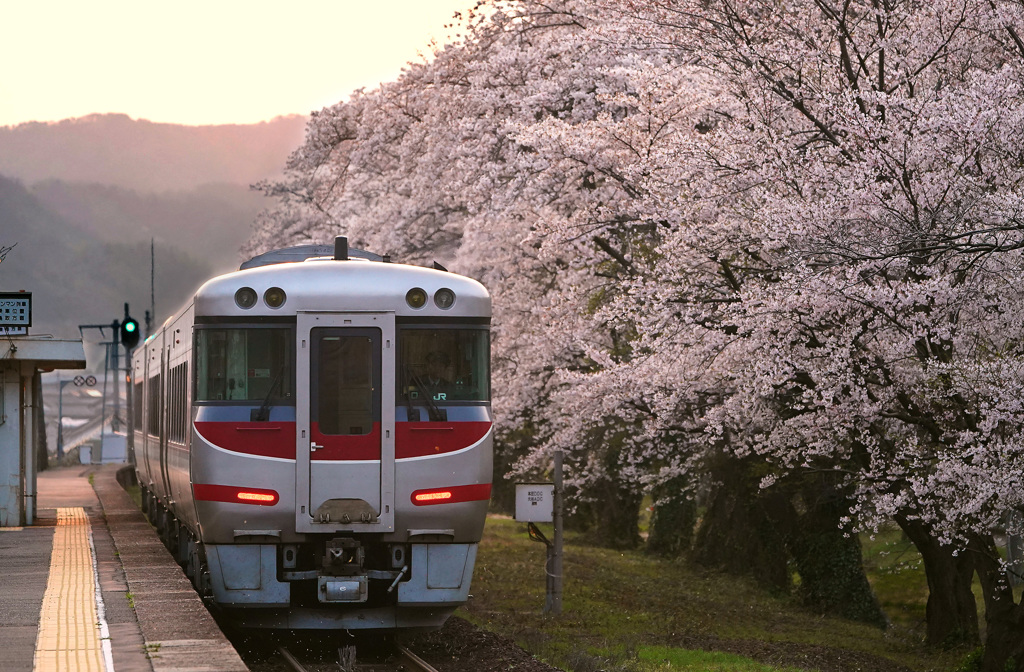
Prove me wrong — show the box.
[237,491,278,504]
[193,483,279,506]
[414,490,453,503]
[410,484,491,506]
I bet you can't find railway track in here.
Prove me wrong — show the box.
[275,642,439,672]
[238,633,441,672]
[393,644,440,672]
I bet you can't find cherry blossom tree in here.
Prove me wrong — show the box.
[251,0,1024,667]
[538,0,1024,666]
[249,0,656,543]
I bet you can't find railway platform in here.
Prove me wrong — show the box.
[0,464,247,672]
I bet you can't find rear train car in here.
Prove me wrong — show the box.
[131,238,492,630]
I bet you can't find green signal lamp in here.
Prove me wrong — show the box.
[120,317,140,350]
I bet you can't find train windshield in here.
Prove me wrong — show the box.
[195,327,294,403]
[399,327,489,403]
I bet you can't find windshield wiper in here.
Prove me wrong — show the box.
[251,366,284,422]
[401,366,421,422]
[408,372,447,422]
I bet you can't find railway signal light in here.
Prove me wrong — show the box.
[121,315,140,350]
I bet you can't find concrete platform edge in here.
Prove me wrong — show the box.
[91,464,249,672]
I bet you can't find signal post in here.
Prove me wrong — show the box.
[515,450,564,615]
[79,303,140,464]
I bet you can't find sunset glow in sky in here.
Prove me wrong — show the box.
[0,0,479,127]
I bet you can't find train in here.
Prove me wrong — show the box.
[130,237,492,630]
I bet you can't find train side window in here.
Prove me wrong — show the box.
[167,363,188,443]
[195,327,294,403]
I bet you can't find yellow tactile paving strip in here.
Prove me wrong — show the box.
[33,507,112,672]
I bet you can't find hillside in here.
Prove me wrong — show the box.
[28,180,265,275]
[0,176,213,339]
[0,113,308,192]
[0,113,311,336]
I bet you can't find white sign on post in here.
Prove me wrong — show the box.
[515,483,554,523]
[0,293,31,327]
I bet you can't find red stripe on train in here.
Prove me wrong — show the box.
[396,421,491,459]
[193,420,491,460]
[310,422,381,461]
[194,421,296,459]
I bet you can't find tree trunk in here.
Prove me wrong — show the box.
[896,516,979,648]
[647,476,696,557]
[970,535,1024,672]
[784,478,886,628]
[490,420,542,516]
[691,455,790,591]
[591,472,643,549]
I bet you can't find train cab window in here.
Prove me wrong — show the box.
[195,327,294,403]
[398,327,490,403]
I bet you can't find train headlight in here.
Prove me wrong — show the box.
[234,287,258,309]
[264,287,287,308]
[406,288,427,309]
[434,288,456,309]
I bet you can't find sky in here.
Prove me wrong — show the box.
[0,0,480,127]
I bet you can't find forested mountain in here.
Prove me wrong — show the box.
[0,176,211,338]
[28,180,264,275]
[0,113,309,336]
[0,114,307,191]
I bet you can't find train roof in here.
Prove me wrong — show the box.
[239,243,383,269]
[195,239,489,321]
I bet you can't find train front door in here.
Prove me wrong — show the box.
[296,312,395,533]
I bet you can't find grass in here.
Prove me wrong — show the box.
[637,647,808,672]
[461,515,968,672]
[125,483,142,509]
[860,525,929,634]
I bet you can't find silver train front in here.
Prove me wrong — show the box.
[131,247,493,630]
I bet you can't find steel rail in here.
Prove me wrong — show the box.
[395,643,441,672]
[277,646,306,672]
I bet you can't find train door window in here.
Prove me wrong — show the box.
[314,332,379,436]
[133,380,144,430]
[147,374,161,436]
[398,327,490,403]
[195,327,294,403]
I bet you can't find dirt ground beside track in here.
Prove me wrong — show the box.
[412,617,919,672]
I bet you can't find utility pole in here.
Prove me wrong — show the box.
[548,450,564,615]
[80,307,138,463]
[150,238,155,337]
[110,319,120,432]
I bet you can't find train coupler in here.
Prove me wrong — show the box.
[322,537,365,576]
